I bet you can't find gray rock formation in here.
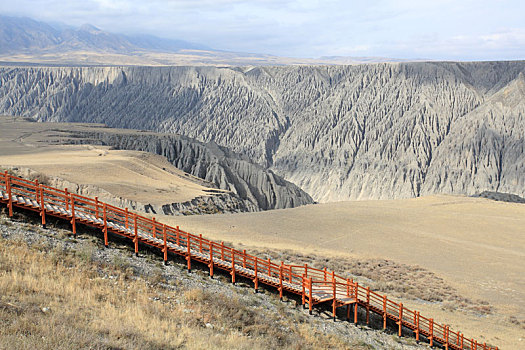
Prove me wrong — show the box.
[66,129,313,211]
[1,62,524,201]
[473,191,525,204]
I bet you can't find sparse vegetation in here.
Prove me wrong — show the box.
[251,248,493,315]
[0,232,379,349]
[0,208,509,349]
[0,166,50,185]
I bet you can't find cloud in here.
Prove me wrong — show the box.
[397,28,525,60]
[1,0,525,60]
[481,29,525,48]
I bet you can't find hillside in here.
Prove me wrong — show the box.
[164,195,525,349]
[0,62,524,201]
[1,121,521,347]
[0,211,425,350]
[0,171,513,349]
[0,116,313,213]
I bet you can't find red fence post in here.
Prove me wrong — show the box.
[383,295,387,329]
[243,249,246,268]
[366,287,370,324]
[209,243,214,278]
[163,224,167,265]
[70,194,76,236]
[6,172,12,217]
[354,282,359,325]
[103,203,108,247]
[231,250,236,284]
[445,325,449,350]
[254,258,259,293]
[133,214,138,256]
[199,234,203,253]
[186,231,191,272]
[332,275,337,321]
[398,303,403,337]
[267,258,271,277]
[279,261,284,300]
[346,278,351,321]
[221,241,224,260]
[176,225,180,246]
[308,278,313,315]
[415,311,420,342]
[429,318,434,346]
[152,217,156,239]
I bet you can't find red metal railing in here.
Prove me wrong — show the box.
[0,171,497,350]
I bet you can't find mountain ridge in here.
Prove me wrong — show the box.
[0,16,420,66]
[0,62,524,201]
[0,15,206,54]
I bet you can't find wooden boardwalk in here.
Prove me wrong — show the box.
[0,172,497,350]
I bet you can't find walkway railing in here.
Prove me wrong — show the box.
[0,171,497,350]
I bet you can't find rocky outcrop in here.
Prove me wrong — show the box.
[160,193,257,215]
[1,62,524,201]
[473,191,525,204]
[66,129,313,211]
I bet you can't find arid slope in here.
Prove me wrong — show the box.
[159,195,525,349]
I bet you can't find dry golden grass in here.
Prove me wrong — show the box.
[251,248,492,315]
[167,195,525,349]
[0,237,375,350]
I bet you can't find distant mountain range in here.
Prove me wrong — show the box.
[0,15,207,55]
[0,15,416,66]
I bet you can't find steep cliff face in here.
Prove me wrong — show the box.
[420,72,525,196]
[68,130,313,210]
[1,62,524,201]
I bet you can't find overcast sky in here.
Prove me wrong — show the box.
[2,0,524,60]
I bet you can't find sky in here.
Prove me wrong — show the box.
[1,0,525,61]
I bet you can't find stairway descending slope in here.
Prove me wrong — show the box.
[0,172,497,350]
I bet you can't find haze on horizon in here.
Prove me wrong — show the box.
[1,0,524,61]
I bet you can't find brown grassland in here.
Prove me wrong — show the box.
[2,209,414,350]
[0,237,365,350]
